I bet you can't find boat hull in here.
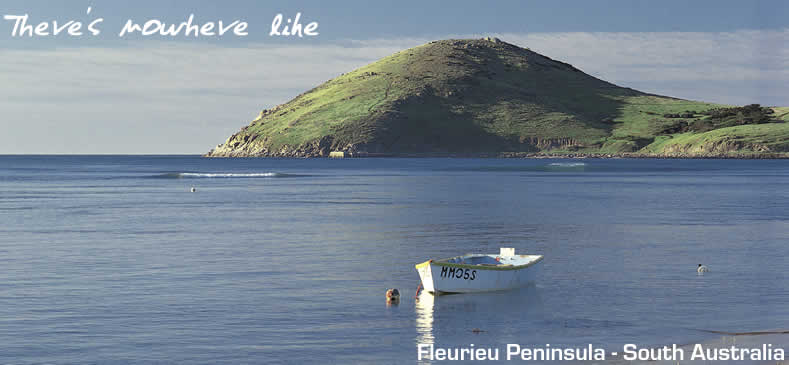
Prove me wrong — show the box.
[415,258,541,294]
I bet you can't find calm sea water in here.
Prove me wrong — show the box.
[0,156,787,364]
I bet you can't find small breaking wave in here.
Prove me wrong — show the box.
[180,172,281,178]
[151,172,302,179]
[547,162,587,167]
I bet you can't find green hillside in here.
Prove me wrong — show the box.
[205,38,788,158]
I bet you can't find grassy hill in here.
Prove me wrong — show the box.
[205,38,788,158]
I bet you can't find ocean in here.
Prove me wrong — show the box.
[0,156,787,364]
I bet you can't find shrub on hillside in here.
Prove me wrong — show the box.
[656,104,779,134]
[702,104,775,128]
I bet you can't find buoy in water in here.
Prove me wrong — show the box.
[190,187,196,192]
[697,264,709,273]
[385,288,400,303]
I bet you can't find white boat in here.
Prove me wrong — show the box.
[415,248,543,294]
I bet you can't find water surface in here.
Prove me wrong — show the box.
[0,156,787,364]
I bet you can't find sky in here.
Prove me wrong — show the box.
[1,0,788,154]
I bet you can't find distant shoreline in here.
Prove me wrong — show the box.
[206,38,789,162]
[204,152,789,159]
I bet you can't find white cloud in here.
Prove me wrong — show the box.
[0,42,408,154]
[501,30,789,82]
[1,29,787,153]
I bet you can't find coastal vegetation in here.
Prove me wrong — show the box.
[206,38,788,158]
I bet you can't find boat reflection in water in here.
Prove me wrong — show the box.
[415,289,436,352]
[415,284,544,364]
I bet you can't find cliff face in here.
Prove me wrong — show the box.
[205,38,788,158]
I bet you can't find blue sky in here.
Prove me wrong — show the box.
[3,0,787,41]
[1,0,788,153]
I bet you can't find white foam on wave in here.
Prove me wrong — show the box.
[179,172,281,178]
[547,162,587,167]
